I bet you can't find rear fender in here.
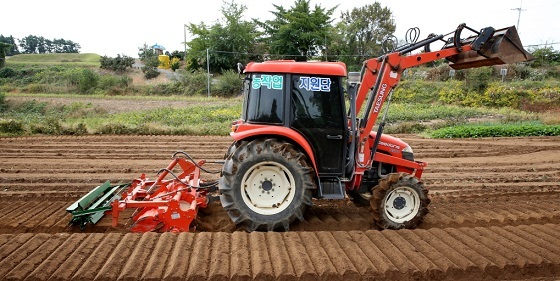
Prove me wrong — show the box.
[230,125,318,175]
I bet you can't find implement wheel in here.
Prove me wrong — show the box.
[219,138,314,232]
[370,173,430,229]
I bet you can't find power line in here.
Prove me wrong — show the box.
[525,42,560,48]
[213,50,384,59]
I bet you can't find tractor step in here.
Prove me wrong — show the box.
[319,178,345,200]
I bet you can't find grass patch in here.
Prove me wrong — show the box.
[0,95,243,136]
[430,122,560,138]
[383,103,536,123]
[0,91,557,138]
[89,105,241,135]
[6,53,101,67]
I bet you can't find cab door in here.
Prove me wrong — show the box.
[289,75,346,176]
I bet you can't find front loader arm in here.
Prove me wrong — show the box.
[354,23,533,170]
[357,44,474,141]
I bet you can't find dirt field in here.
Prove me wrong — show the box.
[0,134,559,280]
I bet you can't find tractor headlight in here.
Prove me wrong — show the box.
[402,145,414,161]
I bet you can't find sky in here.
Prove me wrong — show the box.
[2,0,559,58]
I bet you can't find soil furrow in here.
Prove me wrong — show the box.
[0,135,559,280]
[71,233,125,280]
[140,232,176,281]
[49,233,106,281]
[2,233,65,280]
[162,233,196,281]
[24,233,87,280]
[2,225,560,280]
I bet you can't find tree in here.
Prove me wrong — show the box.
[0,42,11,68]
[255,0,337,61]
[52,38,80,53]
[0,35,19,55]
[208,1,260,71]
[138,43,160,79]
[99,54,135,73]
[185,23,211,71]
[18,35,80,54]
[185,0,259,72]
[19,35,40,54]
[529,46,560,67]
[333,2,395,70]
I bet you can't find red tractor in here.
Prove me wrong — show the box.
[68,24,532,232]
[219,23,533,231]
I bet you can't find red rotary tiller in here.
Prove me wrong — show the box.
[66,151,219,232]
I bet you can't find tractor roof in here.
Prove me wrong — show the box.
[245,60,347,77]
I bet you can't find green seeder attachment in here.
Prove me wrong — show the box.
[66,181,129,229]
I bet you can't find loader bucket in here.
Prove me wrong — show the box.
[447,26,534,70]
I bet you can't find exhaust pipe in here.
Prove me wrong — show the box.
[447,26,534,69]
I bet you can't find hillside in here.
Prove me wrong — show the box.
[6,53,101,66]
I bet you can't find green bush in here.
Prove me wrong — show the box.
[142,56,160,79]
[464,66,493,93]
[31,117,63,135]
[97,123,136,134]
[23,83,50,93]
[385,122,427,134]
[437,81,467,105]
[62,67,84,87]
[424,64,458,81]
[431,122,560,138]
[170,57,180,72]
[214,70,243,97]
[78,68,99,93]
[468,83,530,108]
[98,74,131,90]
[393,80,447,103]
[99,54,134,73]
[0,67,17,78]
[0,119,23,134]
[0,92,6,112]
[145,83,185,95]
[173,70,208,96]
[14,100,48,115]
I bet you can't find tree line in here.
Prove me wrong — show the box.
[0,34,80,55]
[183,0,559,74]
[185,0,395,72]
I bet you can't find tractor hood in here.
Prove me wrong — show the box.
[369,132,409,154]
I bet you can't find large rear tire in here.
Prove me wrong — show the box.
[219,138,315,232]
[370,173,430,229]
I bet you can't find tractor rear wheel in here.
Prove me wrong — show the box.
[370,173,430,229]
[219,138,315,232]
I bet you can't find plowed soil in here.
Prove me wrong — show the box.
[0,134,559,280]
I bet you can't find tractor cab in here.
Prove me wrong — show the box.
[237,61,349,178]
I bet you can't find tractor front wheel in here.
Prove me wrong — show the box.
[219,138,314,232]
[370,173,430,229]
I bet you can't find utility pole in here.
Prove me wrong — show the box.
[183,24,187,62]
[207,48,210,97]
[511,0,526,32]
